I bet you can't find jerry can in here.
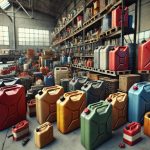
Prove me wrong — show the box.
[81,80,105,105]
[33,72,43,82]
[106,92,128,130]
[0,85,26,131]
[34,122,54,148]
[86,58,93,67]
[11,120,29,141]
[60,78,71,92]
[44,75,55,86]
[123,122,141,146]
[81,101,112,150]
[54,67,69,85]
[109,46,129,71]
[94,46,102,69]
[40,66,49,75]
[100,45,114,70]
[57,90,86,133]
[27,99,36,117]
[144,112,150,136]
[112,6,128,28]
[138,40,150,71]
[69,77,90,91]
[36,85,64,124]
[128,82,150,123]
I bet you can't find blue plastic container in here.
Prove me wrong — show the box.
[128,82,150,123]
[33,72,43,82]
[44,75,55,86]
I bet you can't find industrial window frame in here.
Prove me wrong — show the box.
[0,26,9,46]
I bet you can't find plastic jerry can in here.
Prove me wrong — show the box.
[128,82,150,123]
[81,80,105,105]
[123,122,141,146]
[81,101,112,150]
[27,99,36,117]
[57,90,86,133]
[60,78,71,93]
[109,46,129,71]
[11,120,29,141]
[112,6,128,28]
[86,58,93,67]
[144,112,150,136]
[44,75,55,87]
[69,77,90,91]
[100,45,114,70]
[36,85,64,124]
[106,92,128,130]
[0,85,26,131]
[54,67,69,85]
[94,46,102,69]
[34,122,54,148]
[138,40,150,71]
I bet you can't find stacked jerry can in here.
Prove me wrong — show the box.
[81,80,105,105]
[81,101,112,150]
[109,46,129,71]
[94,46,102,69]
[57,90,86,133]
[100,45,114,70]
[54,67,69,85]
[36,85,64,124]
[69,77,89,91]
[138,40,150,71]
[128,82,150,123]
[0,85,26,131]
[106,92,128,130]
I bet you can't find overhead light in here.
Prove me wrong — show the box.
[0,0,10,9]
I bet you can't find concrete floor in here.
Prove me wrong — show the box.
[0,116,150,150]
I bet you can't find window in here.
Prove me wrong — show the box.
[18,28,50,46]
[0,26,9,45]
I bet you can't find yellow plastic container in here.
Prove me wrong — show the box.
[106,92,127,130]
[34,122,54,148]
[36,85,64,124]
[57,90,86,134]
[144,112,150,137]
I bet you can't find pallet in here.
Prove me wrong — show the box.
[106,70,131,75]
[85,38,99,43]
[74,26,82,33]
[138,70,150,74]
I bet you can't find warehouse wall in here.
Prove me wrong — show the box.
[0,6,55,50]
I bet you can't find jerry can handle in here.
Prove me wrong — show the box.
[36,122,50,132]
[1,85,19,91]
[95,104,110,114]
[65,91,79,96]
[69,92,83,101]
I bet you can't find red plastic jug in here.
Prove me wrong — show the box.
[138,40,150,70]
[112,6,128,28]
[86,58,93,67]
[0,85,26,130]
[109,46,129,71]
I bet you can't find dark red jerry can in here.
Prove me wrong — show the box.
[109,46,129,71]
[138,40,150,71]
[0,85,26,131]
[112,6,128,28]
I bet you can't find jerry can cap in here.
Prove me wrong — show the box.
[133,85,138,90]
[84,108,90,115]
[38,90,43,95]
[84,84,88,88]
[60,96,65,102]
[36,128,40,132]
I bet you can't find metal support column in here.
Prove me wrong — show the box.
[121,0,125,46]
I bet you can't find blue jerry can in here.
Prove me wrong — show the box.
[44,75,55,86]
[128,82,150,123]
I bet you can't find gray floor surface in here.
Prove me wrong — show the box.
[0,116,150,150]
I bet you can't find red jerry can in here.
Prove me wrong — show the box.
[109,46,129,71]
[112,6,128,28]
[0,85,26,131]
[86,58,93,67]
[138,40,150,71]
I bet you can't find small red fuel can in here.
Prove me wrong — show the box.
[27,99,36,117]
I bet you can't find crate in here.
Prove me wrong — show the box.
[119,74,141,92]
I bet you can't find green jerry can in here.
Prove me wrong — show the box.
[81,101,112,150]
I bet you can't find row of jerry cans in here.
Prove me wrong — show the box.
[94,46,129,71]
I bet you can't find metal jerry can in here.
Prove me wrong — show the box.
[106,92,127,130]
[138,40,150,71]
[81,101,112,150]
[100,45,114,70]
[0,85,26,131]
[69,77,90,91]
[34,122,54,149]
[81,80,105,105]
[57,90,86,134]
[36,85,64,124]
[109,46,129,71]
[94,46,102,69]
[11,120,29,141]
[128,82,150,123]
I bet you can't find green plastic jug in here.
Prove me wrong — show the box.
[81,101,112,150]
